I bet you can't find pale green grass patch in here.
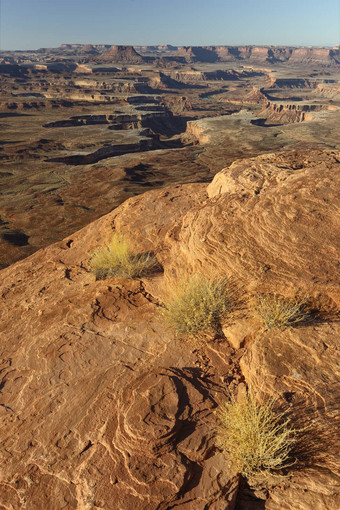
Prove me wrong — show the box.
[88,233,159,279]
[163,274,235,336]
[256,294,309,330]
[217,390,295,478]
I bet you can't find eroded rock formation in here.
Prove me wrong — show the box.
[95,45,145,64]
[1,150,339,509]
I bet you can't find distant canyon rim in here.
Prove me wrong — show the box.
[1,44,340,510]
[1,43,340,268]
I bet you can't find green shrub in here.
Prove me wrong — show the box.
[88,233,159,279]
[163,274,234,335]
[256,294,309,330]
[217,390,295,478]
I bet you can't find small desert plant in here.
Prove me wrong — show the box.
[216,390,295,479]
[88,233,159,279]
[256,293,309,330]
[163,274,234,335]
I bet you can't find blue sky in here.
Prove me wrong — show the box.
[1,0,339,50]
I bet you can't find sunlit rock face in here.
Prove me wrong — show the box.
[0,149,339,509]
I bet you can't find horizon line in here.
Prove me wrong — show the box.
[2,43,339,52]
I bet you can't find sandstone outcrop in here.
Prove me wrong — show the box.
[258,102,332,123]
[1,150,339,509]
[96,45,145,64]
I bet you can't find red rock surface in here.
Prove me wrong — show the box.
[1,151,339,509]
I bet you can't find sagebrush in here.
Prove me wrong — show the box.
[163,274,235,335]
[88,233,159,279]
[256,293,309,330]
[217,390,295,478]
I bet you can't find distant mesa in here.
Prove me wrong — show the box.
[174,45,340,65]
[59,43,108,53]
[178,46,219,63]
[96,45,145,64]
[290,47,340,64]
[38,44,340,66]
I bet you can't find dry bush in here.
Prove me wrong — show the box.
[88,233,159,279]
[217,390,295,479]
[256,293,309,330]
[163,274,235,336]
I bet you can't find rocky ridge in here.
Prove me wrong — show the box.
[71,44,340,65]
[2,45,340,66]
[1,149,339,509]
[94,45,145,64]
